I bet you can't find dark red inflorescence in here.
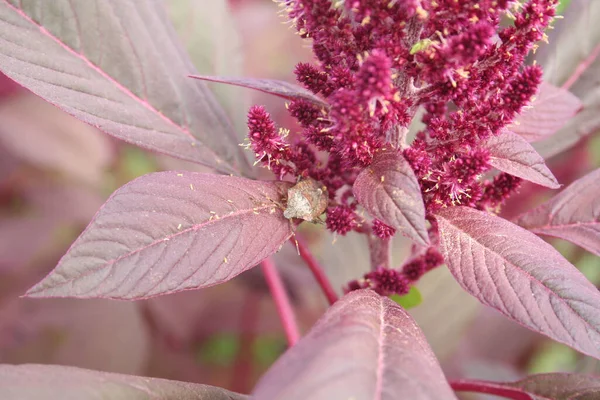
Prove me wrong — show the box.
[246,0,558,288]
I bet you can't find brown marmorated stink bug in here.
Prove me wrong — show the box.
[283,178,328,222]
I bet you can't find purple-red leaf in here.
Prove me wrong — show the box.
[190,75,328,108]
[484,130,560,188]
[452,373,600,400]
[0,364,247,400]
[353,150,429,246]
[509,82,582,142]
[25,172,294,300]
[252,289,458,400]
[515,168,600,257]
[0,1,248,175]
[435,206,600,360]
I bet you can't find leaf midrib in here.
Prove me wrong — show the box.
[28,202,283,294]
[441,214,600,343]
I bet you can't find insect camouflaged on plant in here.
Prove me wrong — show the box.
[283,178,328,223]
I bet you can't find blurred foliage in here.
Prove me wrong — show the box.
[390,286,423,310]
[556,0,572,15]
[196,333,285,371]
[197,334,239,368]
[252,336,287,367]
[528,342,579,374]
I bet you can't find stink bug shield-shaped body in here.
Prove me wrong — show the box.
[283,178,328,222]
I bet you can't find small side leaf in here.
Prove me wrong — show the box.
[516,168,600,257]
[190,75,328,108]
[452,373,600,400]
[26,172,294,300]
[353,150,429,246]
[509,82,582,142]
[484,130,560,188]
[252,289,458,400]
[0,364,247,400]
[435,206,600,360]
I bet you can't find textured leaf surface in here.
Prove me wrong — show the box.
[252,289,458,400]
[484,130,560,188]
[0,0,248,174]
[452,373,600,400]
[533,1,600,158]
[508,373,600,400]
[190,75,328,107]
[436,206,600,359]
[26,172,294,300]
[353,150,429,246]
[516,168,600,257]
[509,82,582,142]
[0,364,247,400]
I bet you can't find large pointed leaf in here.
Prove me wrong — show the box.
[533,1,600,158]
[190,75,328,108]
[435,206,600,359]
[484,130,560,188]
[353,150,429,246]
[0,0,248,175]
[452,373,600,400]
[515,168,600,257]
[0,364,247,400]
[26,172,294,300]
[252,289,458,400]
[509,82,582,142]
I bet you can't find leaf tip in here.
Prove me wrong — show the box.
[547,180,562,189]
[22,276,68,299]
[22,285,50,299]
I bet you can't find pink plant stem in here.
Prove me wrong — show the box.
[450,380,531,400]
[295,238,339,305]
[562,43,600,91]
[261,257,301,347]
[367,234,391,269]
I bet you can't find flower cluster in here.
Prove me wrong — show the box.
[345,247,444,296]
[247,0,558,288]
[372,219,396,240]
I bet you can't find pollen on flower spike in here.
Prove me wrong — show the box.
[326,205,358,235]
[283,178,328,222]
[246,105,290,165]
[372,219,396,239]
[365,267,410,296]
